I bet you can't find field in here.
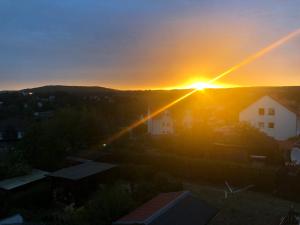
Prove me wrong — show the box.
[185,182,300,225]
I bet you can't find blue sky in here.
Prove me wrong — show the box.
[1,0,300,90]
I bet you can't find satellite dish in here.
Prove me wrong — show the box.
[290,147,300,165]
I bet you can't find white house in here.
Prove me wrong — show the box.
[182,110,193,129]
[147,109,174,135]
[239,95,300,141]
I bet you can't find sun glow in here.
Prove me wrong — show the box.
[103,27,300,145]
[170,78,230,90]
[189,82,223,90]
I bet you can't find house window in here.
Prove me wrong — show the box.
[268,122,275,128]
[258,122,265,129]
[17,131,23,139]
[258,108,265,116]
[268,108,275,116]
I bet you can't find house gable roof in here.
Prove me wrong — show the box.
[267,95,300,116]
[240,95,300,117]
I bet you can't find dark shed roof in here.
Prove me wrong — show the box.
[0,214,23,225]
[48,161,116,181]
[114,191,218,225]
[0,169,49,191]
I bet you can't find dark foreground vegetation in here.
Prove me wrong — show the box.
[1,164,182,225]
[1,85,300,224]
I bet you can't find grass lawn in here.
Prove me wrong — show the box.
[185,182,300,225]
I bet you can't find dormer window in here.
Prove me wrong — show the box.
[258,108,265,116]
[268,108,275,116]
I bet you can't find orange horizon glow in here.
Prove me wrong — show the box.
[1,79,237,92]
[167,28,300,91]
[175,79,236,90]
[4,27,300,93]
[103,27,300,145]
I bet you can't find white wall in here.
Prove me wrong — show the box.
[148,111,174,135]
[239,96,298,140]
[183,110,193,129]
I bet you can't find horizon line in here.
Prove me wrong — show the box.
[1,84,300,92]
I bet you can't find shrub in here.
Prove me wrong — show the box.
[59,183,135,225]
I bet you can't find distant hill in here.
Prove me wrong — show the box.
[16,85,300,100]
[2,84,300,123]
[10,84,300,103]
[16,85,300,96]
[22,85,117,94]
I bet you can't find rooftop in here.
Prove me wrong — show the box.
[114,191,218,225]
[0,214,23,225]
[0,169,49,191]
[48,161,116,180]
[241,95,300,116]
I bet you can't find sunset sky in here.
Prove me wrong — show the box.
[1,0,300,90]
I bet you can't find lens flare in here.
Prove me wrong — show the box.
[105,89,198,144]
[208,28,300,84]
[103,28,300,145]
[189,82,222,90]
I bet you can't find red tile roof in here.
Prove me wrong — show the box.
[115,191,185,224]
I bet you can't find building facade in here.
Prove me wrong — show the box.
[147,110,174,135]
[239,95,300,140]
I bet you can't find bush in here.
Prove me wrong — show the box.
[234,123,280,159]
[111,151,278,191]
[0,149,31,180]
[58,183,135,225]
[19,108,106,170]
[131,172,183,203]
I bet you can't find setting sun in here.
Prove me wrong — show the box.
[188,82,223,90]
